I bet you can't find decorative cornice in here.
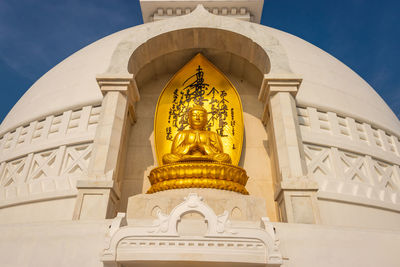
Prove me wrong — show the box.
[140,0,264,23]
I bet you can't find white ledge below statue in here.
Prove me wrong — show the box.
[102,192,283,266]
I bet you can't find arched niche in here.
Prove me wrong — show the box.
[128,28,271,84]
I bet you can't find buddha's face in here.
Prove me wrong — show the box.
[189,109,207,130]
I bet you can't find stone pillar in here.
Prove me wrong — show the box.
[259,74,320,224]
[73,74,140,220]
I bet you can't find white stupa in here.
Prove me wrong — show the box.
[0,1,399,266]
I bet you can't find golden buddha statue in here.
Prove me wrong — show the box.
[162,105,231,164]
[148,105,249,194]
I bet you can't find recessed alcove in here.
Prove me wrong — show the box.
[127,28,271,80]
[135,48,264,89]
[119,50,278,221]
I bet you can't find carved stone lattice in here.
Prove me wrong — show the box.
[28,149,60,180]
[0,143,93,203]
[304,143,400,204]
[0,157,28,187]
[304,145,333,177]
[61,144,92,176]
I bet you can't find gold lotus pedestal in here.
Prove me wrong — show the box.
[147,161,249,194]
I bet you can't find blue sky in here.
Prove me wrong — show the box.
[0,0,399,123]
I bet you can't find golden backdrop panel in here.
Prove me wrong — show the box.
[154,53,244,166]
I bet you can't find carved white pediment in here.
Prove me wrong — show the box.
[102,193,282,266]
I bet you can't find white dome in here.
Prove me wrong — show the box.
[1,15,398,137]
[2,6,400,267]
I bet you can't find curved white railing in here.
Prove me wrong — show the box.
[298,106,400,210]
[0,105,100,207]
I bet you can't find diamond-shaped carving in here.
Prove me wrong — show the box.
[61,144,92,176]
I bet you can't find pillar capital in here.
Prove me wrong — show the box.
[258,74,302,103]
[97,73,140,123]
[96,73,140,105]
